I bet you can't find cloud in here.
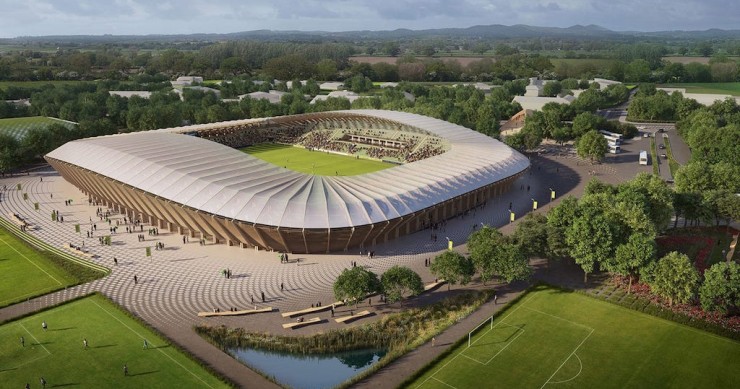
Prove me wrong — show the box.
[0,0,737,37]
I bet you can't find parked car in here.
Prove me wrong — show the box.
[661,153,668,159]
[659,144,665,149]
[658,128,665,133]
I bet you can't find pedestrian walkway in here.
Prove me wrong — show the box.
[0,147,624,387]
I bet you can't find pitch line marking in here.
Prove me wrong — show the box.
[540,329,594,389]
[90,299,215,388]
[523,306,594,331]
[414,293,537,389]
[18,322,51,356]
[548,353,583,384]
[431,376,459,389]
[0,235,63,286]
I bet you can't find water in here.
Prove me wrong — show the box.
[229,347,387,389]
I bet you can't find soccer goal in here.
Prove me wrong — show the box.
[468,315,494,347]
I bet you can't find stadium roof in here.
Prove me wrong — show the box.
[46,110,529,229]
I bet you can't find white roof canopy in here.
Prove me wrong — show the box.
[47,110,529,229]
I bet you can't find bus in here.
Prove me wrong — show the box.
[599,130,623,140]
[603,134,622,145]
[639,150,648,165]
[609,145,621,154]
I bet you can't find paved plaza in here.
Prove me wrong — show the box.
[0,141,648,387]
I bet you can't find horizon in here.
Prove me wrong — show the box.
[0,0,738,39]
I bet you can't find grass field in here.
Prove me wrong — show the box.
[407,286,740,389]
[0,80,86,89]
[659,82,740,96]
[0,116,76,140]
[242,143,393,176]
[0,294,228,388]
[0,226,79,308]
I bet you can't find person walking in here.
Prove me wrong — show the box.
[133,275,138,285]
[20,336,25,347]
[113,257,118,266]
[280,282,284,291]
[432,337,436,347]
[83,338,88,349]
[143,339,148,349]
[40,377,46,389]
[261,292,265,302]
[123,364,128,376]
[494,294,498,305]
[42,321,47,332]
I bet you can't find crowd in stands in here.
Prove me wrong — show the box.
[198,125,305,148]
[194,121,445,163]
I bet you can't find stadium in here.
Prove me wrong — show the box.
[45,110,529,253]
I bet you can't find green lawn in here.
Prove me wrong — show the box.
[0,116,76,140]
[0,226,79,308]
[659,82,740,96]
[407,286,739,389]
[0,294,229,388]
[0,80,86,89]
[241,143,394,176]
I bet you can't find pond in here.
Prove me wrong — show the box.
[228,347,387,389]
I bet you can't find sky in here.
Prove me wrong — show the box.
[0,0,737,38]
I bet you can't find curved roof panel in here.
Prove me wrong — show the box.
[46,110,529,229]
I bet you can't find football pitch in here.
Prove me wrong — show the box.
[0,116,76,140]
[241,143,393,176]
[0,225,78,308]
[0,295,228,388]
[408,286,740,389]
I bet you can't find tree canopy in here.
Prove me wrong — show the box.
[333,267,381,306]
[430,250,474,291]
[380,266,424,305]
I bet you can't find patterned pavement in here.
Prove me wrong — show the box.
[0,144,642,387]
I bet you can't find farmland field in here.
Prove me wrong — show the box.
[406,286,740,389]
[0,116,77,140]
[242,143,393,176]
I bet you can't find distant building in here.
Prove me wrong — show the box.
[240,90,289,104]
[108,91,152,99]
[525,77,551,97]
[310,90,362,104]
[378,82,399,88]
[173,86,221,100]
[592,78,621,90]
[657,87,740,106]
[512,95,575,112]
[319,82,344,91]
[285,80,308,89]
[171,76,204,88]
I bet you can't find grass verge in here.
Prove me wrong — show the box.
[663,136,681,177]
[0,222,106,308]
[650,137,659,176]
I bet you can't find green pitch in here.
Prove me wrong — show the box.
[242,143,393,176]
[0,294,228,388]
[0,116,76,140]
[408,286,739,389]
[0,225,78,308]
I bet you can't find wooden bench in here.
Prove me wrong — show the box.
[334,310,372,324]
[281,301,344,318]
[424,280,446,291]
[63,243,94,259]
[197,307,274,317]
[282,317,321,329]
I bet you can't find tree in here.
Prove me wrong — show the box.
[333,267,380,306]
[542,81,562,97]
[565,206,617,283]
[380,266,424,306]
[576,130,608,163]
[0,133,22,172]
[430,250,474,290]
[700,262,740,315]
[648,252,699,307]
[467,226,507,285]
[512,213,549,259]
[608,233,657,294]
[546,196,580,259]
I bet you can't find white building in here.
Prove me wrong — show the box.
[108,91,152,99]
[239,90,289,104]
[310,90,362,104]
[657,88,740,106]
[171,76,204,88]
[512,95,575,112]
[319,82,344,91]
[592,78,621,90]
